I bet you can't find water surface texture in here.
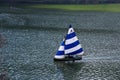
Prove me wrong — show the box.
[0,9,120,80]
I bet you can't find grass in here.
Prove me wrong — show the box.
[26,4,120,12]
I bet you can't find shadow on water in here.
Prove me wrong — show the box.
[1,26,119,34]
[54,61,85,80]
[0,34,6,48]
[0,70,9,80]
[75,28,119,34]
[1,26,66,32]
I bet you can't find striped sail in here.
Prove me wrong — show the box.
[54,39,65,59]
[65,25,84,56]
[54,25,84,59]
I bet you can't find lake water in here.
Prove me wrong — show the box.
[0,8,120,80]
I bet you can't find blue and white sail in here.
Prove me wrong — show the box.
[54,25,84,59]
[54,39,65,59]
[64,25,84,56]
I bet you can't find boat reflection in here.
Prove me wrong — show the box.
[54,61,85,80]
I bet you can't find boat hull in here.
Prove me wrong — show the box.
[54,56,82,61]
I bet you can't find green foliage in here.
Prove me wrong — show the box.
[27,4,120,12]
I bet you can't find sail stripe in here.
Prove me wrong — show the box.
[66,32,76,39]
[76,51,84,56]
[65,36,78,45]
[65,48,83,55]
[67,27,74,34]
[65,44,82,54]
[54,55,65,59]
[65,40,80,50]
[56,51,64,55]
[58,46,64,51]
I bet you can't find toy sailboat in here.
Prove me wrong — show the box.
[54,25,84,61]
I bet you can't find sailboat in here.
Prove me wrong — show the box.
[54,25,84,61]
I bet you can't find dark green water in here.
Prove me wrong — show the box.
[0,8,120,80]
